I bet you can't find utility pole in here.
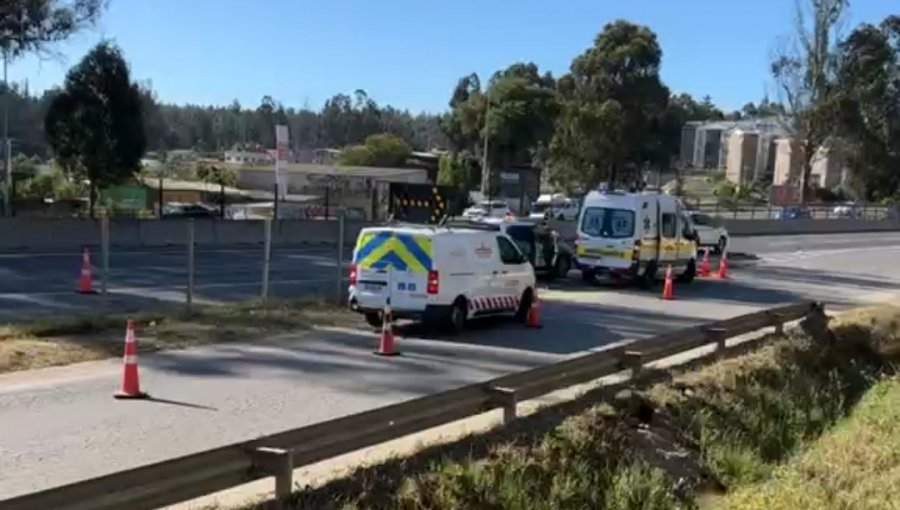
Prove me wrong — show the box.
[480,102,491,201]
[2,50,10,217]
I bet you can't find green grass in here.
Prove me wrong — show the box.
[718,375,900,510]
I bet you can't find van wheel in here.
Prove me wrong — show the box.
[555,256,572,279]
[678,259,697,283]
[638,262,658,290]
[447,298,468,335]
[364,312,382,329]
[581,269,596,285]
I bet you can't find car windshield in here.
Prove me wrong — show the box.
[690,213,712,226]
[580,207,635,238]
[531,202,551,213]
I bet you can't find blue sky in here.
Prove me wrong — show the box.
[8,0,896,113]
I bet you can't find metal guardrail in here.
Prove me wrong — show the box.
[0,301,819,510]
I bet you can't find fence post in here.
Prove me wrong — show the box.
[486,386,517,425]
[250,447,293,510]
[336,211,345,304]
[186,219,195,312]
[100,217,110,296]
[262,218,272,301]
[767,203,773,219]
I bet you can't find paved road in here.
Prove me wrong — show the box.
[1,232,898,322]
[0,232,899,500]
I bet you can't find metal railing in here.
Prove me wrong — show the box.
[0,301,819,510]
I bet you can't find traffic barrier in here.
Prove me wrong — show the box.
[526,289,543,329]
[114,320,148,400]
[0,301,818,510]
[715,253,729,280]
[374,303,399,356]
[698,248,711,277]
[1,218,898,253]
[76,248,95,294]
[661,265,674,300]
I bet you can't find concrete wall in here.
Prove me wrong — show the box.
[0,218,897,253]
[0,219,368,252]
[720,218,900,236]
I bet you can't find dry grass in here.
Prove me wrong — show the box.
[260,303,900,510]
[0,299,362,374]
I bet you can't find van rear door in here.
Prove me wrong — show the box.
[353,230,433,311]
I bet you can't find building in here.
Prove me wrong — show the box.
[682,118,790,178]
[224,150,275,166]
[725,130,760,184]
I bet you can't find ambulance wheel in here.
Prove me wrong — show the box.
[638,262,658,290]
[364,312,382,329]
[447,298,468,335]
[678,259,697,283]
[515,289,533,322]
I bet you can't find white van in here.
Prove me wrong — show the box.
[574,191,698,287]
[348,223,537,332]
[528,194,580,221]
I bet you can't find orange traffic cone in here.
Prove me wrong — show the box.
[374,302,399,356]
[526,290,543,329]
[77,247,95,294]
[715,253,729,279]
[115,320,148,399]
[698,248,711,277]
[661,265,674,300]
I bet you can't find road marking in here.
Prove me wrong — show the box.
[760,245,900,264]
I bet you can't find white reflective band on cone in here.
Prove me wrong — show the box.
[124,355,138,364]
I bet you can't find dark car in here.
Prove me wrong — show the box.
[503,221,574,280]
[778,206,812,220]
[162,203,219,219]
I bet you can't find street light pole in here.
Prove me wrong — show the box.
[2,50,10,217]
[480,102,491,201]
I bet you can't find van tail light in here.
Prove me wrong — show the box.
[349,263,358,286]
[427,270,439,295]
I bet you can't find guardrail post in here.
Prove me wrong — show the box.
[766,310,786,335]
[486,386,517,425]
[261,218,272,301]
[251,447,293,509]
[622,350,643,379]
[703,326,728,358]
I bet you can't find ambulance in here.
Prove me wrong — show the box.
[348,222,537,333]
[574,190,698,288]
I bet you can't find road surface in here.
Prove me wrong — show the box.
[0,232,898,321]
[0,232,899,499]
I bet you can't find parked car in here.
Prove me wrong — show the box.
[833,202,861,218]
[778,206,812,220]
[687,211,729,253]
[162,203,219,219]
[462,200,513,220]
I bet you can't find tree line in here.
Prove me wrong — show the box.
[3,0,898,209]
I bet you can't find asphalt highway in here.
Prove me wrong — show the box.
[0,232,898,500]
[0,232,897,322]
